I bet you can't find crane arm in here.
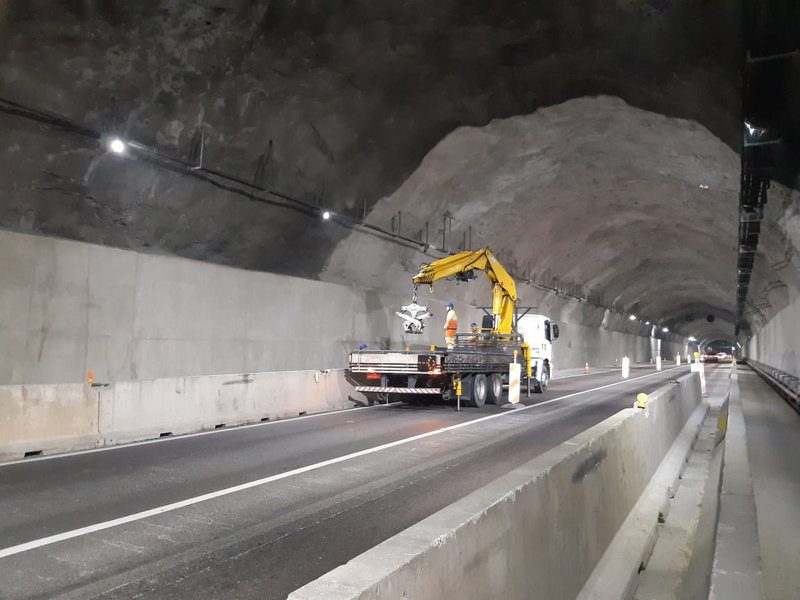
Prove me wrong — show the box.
[412,249,518,334]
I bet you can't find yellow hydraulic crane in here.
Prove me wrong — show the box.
[412,249,518,335]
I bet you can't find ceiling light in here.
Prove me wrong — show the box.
[688,336,697,341]
[321,210,331,220]
[108,137,126,154]
[662,327,669,333]
[629,314,637,321]
[699,184,709,189]
[744,120,767,138]
[645,321,650,325]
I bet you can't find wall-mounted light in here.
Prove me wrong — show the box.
[108,137,126,154]
[629,314,637,321]
[688,336,697,341]
[662,327,669,333]
[321,210,331,220]
[645,320,650,325]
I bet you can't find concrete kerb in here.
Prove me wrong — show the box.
[708,364,764,599]
[289,373,703,600]
[0,368,362,461]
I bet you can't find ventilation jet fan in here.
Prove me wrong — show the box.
[395,293,432,334]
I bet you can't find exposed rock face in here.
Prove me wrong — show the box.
[324,96,750,341]
[0,0,740,279]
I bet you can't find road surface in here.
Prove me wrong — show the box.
[0,364,703,599]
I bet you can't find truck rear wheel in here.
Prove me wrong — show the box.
[488,373,504,404]
[535,365,550,393]
[469,373,488,407]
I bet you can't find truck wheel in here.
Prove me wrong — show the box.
[535,366,550,393]
[469,373,488,407]
[488,373,504,404]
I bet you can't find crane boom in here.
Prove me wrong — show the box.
[412,249,517,334]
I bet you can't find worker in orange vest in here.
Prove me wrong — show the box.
[444,302,458,349]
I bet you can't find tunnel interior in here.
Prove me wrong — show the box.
[0,0,799,381]
[3,4,800,600]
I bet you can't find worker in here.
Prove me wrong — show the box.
[469,322,479,347]
[444,302,458,349]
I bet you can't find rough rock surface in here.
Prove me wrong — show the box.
[324,96,798,342]
[0,0,740,278]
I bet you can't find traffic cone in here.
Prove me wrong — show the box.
[584,362,589,375]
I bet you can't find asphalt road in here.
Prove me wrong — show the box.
[0,364,703,599]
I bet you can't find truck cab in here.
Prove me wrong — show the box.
[516,314,559,388]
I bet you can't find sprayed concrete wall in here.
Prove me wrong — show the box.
[0,228,675,386]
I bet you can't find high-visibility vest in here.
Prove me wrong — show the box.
[445,309,458,337]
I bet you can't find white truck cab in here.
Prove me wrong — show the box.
[516,314,559,388]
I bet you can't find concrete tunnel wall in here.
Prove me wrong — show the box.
[747,299,800,377]
[742,185,800,378]
[0,227,677,386]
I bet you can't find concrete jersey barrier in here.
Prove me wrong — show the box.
[290,372,702,600]
[0,369,361,461]
[0,383,101,459]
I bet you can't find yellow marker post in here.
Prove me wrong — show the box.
[636,392,649,409]
[87,371,94,387]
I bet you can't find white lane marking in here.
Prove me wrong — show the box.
[0,365,689,559]
[552,368,616,380]
[0,402,403,468]
[552,365,666,381]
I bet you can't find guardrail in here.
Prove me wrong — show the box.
[744,358,800,413]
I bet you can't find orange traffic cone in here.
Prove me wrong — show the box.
[584,362,589,375]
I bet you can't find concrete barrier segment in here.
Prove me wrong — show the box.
[0,368,362,461]
[0,382,101,461]
[290,373,703,600]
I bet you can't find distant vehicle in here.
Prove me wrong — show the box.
[701,352,718,363]
[717,352,732,363]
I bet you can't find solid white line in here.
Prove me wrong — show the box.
[0,365,689,559]
[551,365,670,381]
[0,402,403,468]
[552,368,616,380]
